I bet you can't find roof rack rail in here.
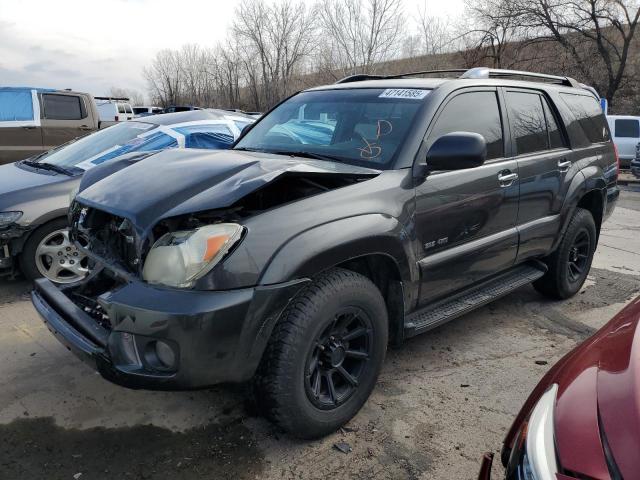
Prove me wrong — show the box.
[335,69,468,84]
[460,67,580,88]
[335,67,582,88]
[94,96,130,101]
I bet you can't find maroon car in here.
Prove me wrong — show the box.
[480,295,640,480]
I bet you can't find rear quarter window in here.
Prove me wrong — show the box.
[614,119,640,138]
[43,94,84,120]
[559,93,610,145]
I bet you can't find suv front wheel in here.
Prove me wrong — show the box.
[534,207,597,299]
[254,268,388,439]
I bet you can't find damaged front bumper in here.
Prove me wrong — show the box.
[0,224,31,274]
[32,275,308,389]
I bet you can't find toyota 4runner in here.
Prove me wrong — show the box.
[32,68,619,438]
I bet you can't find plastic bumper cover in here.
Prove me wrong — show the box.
[32,276,308,389]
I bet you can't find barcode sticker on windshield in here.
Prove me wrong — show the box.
[379,89,430,100]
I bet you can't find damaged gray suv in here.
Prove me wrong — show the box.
[33,68,619,438]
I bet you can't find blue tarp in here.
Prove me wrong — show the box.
[0,90,34,122]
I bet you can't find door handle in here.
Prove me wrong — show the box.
[498,171,518,187]
[558,159,572,172]
[22,126,36,130]
[79,125,92,131]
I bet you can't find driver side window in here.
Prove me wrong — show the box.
[429,91,504,160]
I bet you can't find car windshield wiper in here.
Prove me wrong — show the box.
[267,150,345,163]
[22,160,75,176]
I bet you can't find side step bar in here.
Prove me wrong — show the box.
[404,263,547,338]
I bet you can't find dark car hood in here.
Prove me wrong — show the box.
[548,296,640,479]
[76,149,381,236]
[0,161,79,212]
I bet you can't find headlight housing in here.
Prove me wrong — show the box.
[0,211,23,227]
[142,223,244,288]
[506,384,559,480]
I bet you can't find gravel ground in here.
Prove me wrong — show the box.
[1,188,639,480]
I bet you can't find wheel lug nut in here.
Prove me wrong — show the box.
[70,260,75,265]
[57,252,63,256]
[59,259,64,264]
[73,252,78,256]
[66,247,71,251]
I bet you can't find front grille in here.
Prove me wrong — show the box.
[70,203,141,274]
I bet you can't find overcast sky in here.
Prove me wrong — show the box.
[0,0,464,99]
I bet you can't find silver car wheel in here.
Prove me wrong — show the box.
[34,228,88,284]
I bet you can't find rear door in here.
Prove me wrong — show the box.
[503,88,573,261]
[0,88,43,164]
[414,88,519,305]
[41,93,91,150]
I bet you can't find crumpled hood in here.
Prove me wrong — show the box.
[551,296,640,479]
[76,148,380,235]
[0,162,78,212]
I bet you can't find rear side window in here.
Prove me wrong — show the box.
[43,94,83,120]
[560,93,610,144]
[506,91,548,155]
[125,104,133,114]
[429,91,504,160]
[542,98,564,149]
[118,104,126,114]
[614,119,640,138]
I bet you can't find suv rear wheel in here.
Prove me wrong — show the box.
[534,208,597,299]
[254,268,388,439]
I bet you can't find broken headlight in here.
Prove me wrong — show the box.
[0,211,22,227]
[505,384,559,480]
[142,223,244,288]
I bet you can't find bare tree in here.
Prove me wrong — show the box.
[501,0,640,102]
[415,2,454,56]
[316,0,406,77]
[143,49,184,107]
[232,0,317,110]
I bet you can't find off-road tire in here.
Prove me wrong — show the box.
[254,268,388,439]
[533,208,597,300]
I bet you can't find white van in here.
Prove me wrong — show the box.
[607,115,640,167]
[95,97,134,128]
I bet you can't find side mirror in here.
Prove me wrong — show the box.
[414,132,487,178]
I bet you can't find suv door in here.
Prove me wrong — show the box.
[41,93,90,150]
[414,88,519,305]
[503,89,573,261]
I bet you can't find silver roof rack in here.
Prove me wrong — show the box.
[335,66,581,88]
[460,67,580,88]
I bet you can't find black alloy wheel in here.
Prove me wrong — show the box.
[305,306,373,409]
[566,229,591,283]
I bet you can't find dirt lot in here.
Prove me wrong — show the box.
[1,188,639,480]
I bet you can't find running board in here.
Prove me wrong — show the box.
[404,263,546,338]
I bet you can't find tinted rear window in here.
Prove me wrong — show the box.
[560,93,609,144]
[614,119,640,138]
[43,94,83,120]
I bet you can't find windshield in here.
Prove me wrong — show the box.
[235,88,430,168]
[37,121,157,169]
